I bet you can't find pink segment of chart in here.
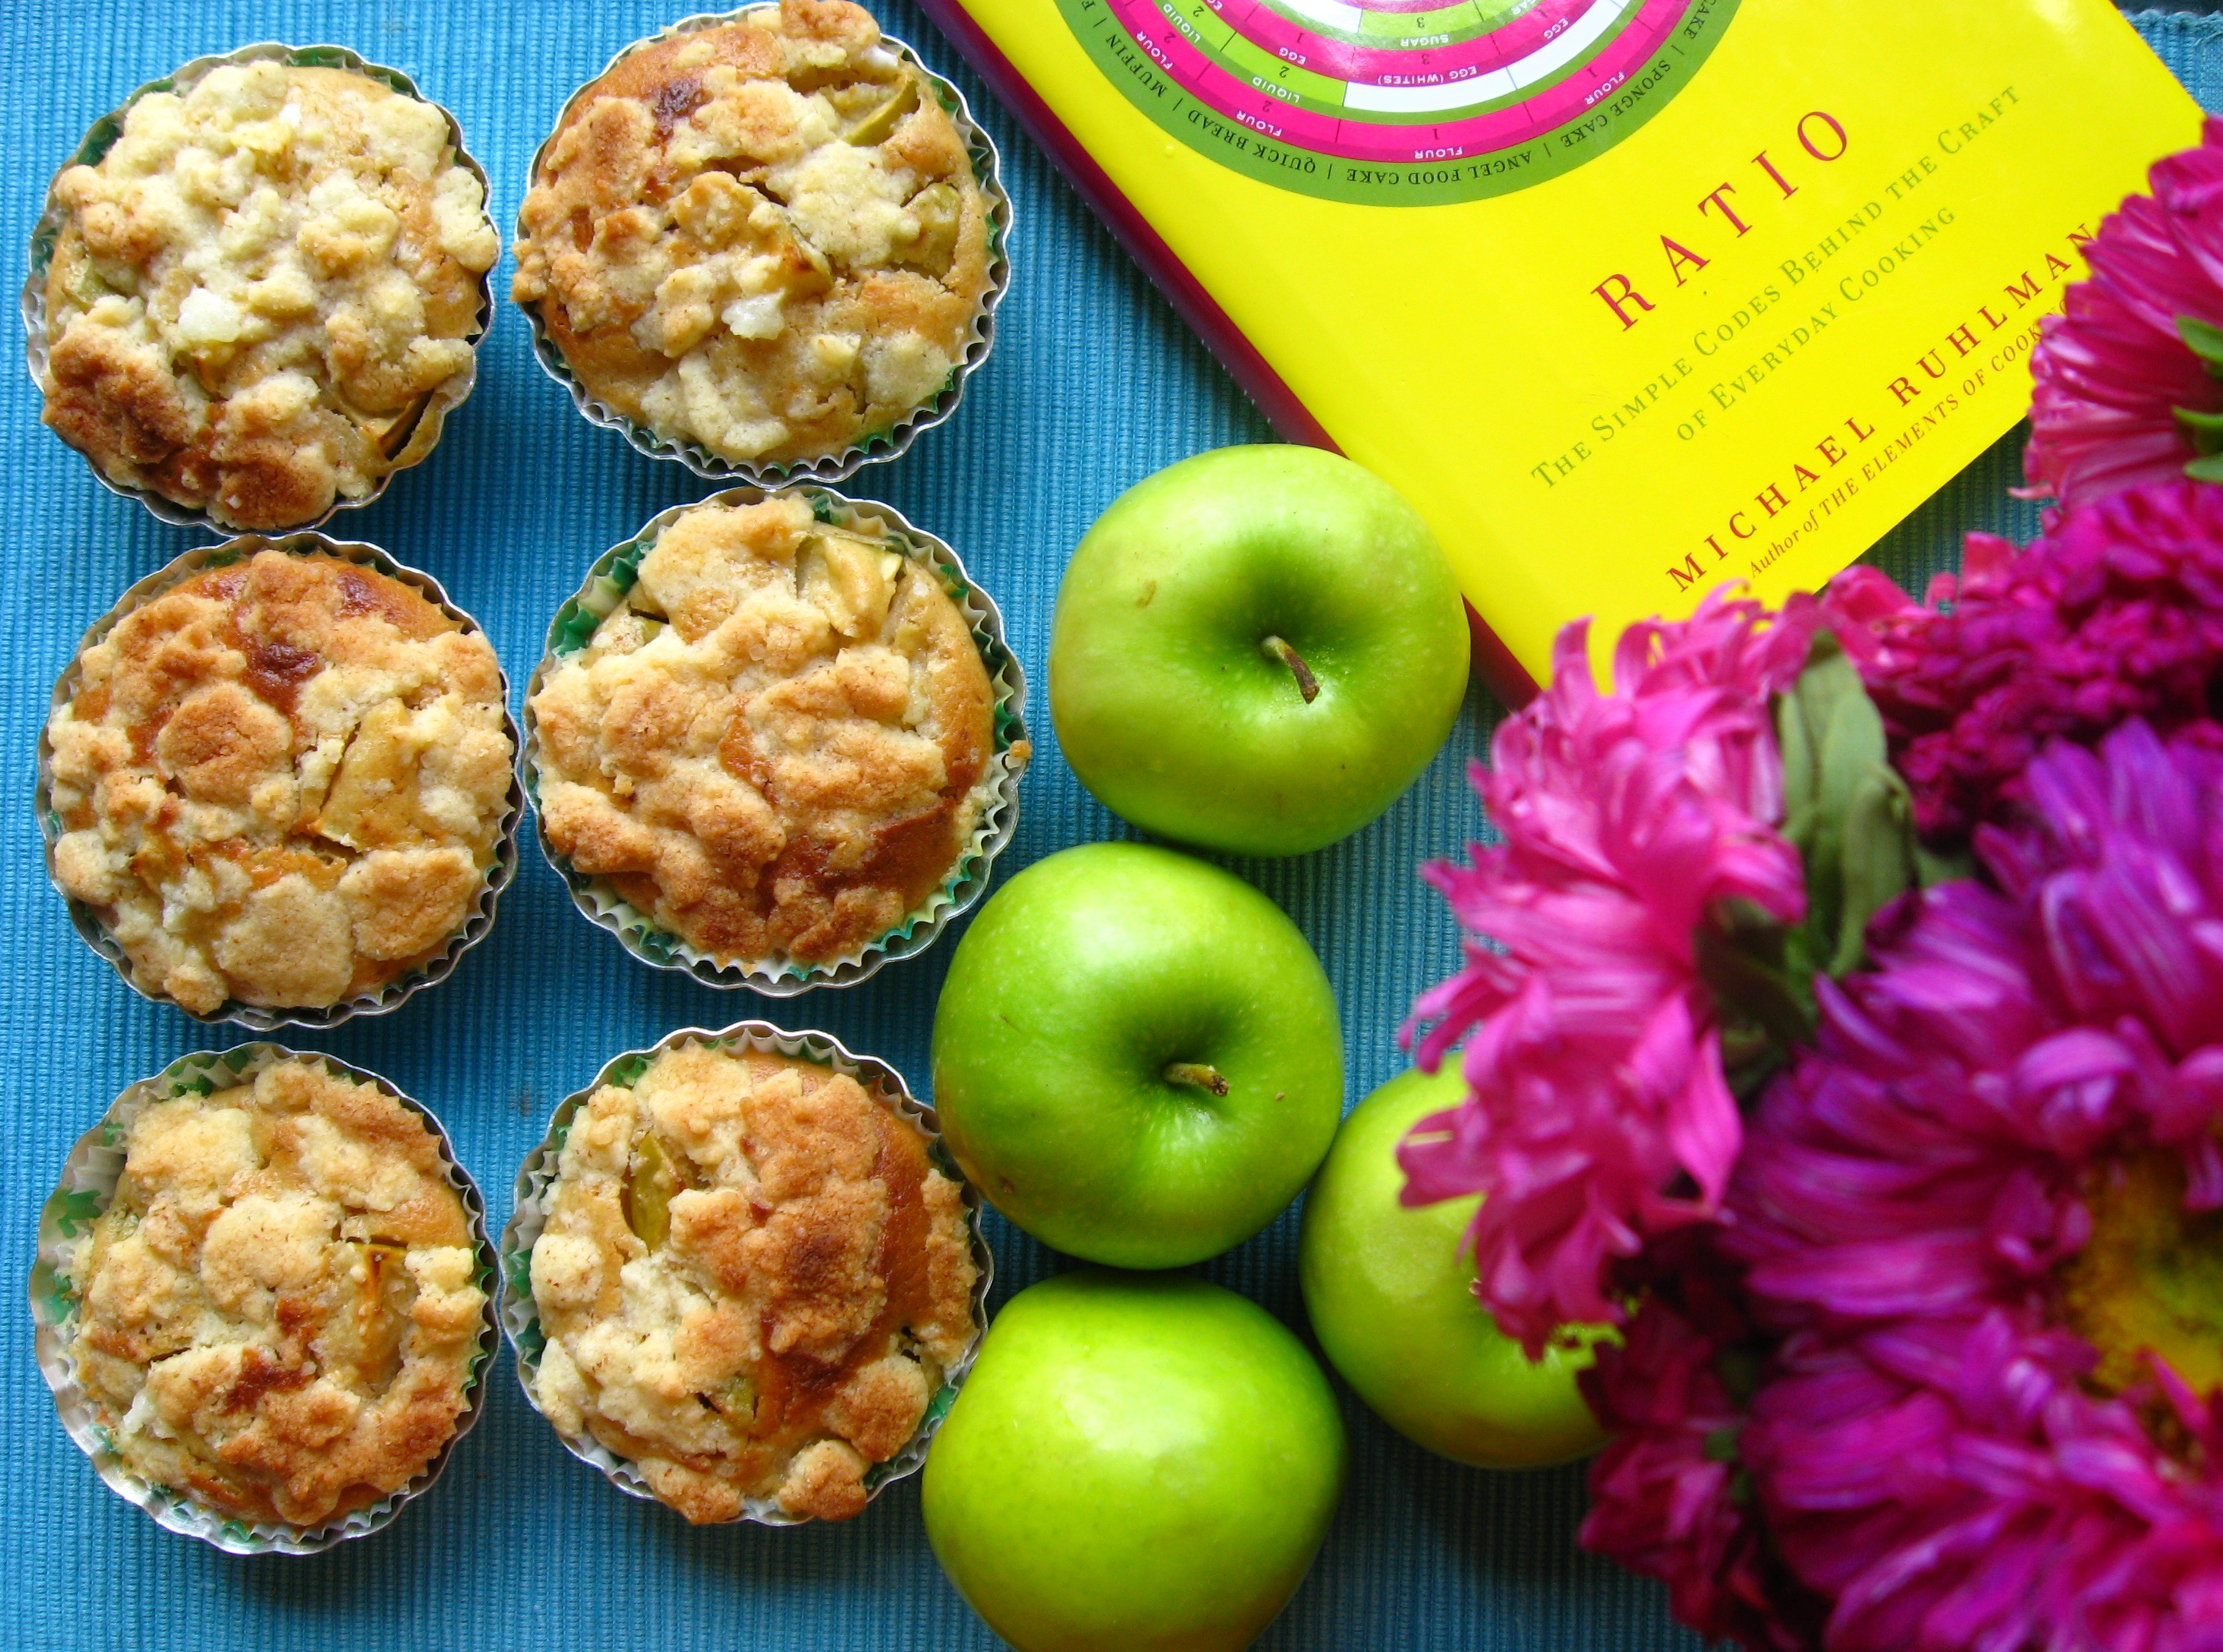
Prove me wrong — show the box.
[1106,0,1689,164]
[1224,0,1591,86]
[1286,0,1506,12]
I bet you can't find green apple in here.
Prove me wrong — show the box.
[1299,1062,1610,1469]
[923,1269,1347,1652]
[931,841,1342,1270]
[1049,445,1469,858]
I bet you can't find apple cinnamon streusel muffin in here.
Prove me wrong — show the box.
[511,0,996,470]
[524,1040,980,1522]
[529,494,1003,971]
[64,1056,490,1530]
[43,547,516,1018]
[37,54,498,529]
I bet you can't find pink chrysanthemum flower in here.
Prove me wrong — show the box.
[1824,480,2223,842]
[1402,590,1816,1353]
[1723,721,2223,1652]
[1579,1232,1831,1652]
[2025,118,2223,508]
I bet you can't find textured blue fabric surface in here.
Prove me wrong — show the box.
[0,6,2212,1648]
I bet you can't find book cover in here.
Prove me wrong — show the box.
[915,0,2203,701]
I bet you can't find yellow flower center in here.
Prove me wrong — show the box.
[2057,1149,2223,1404]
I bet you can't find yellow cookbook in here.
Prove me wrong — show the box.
[916,0,2202,697]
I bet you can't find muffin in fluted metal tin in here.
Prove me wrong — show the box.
[502,1022,993,1525]
[511,0,1010,484]
[522,485,1027,993]
[38,535,522,1027]
[32,1045,498,1553]
[26,45,499,530]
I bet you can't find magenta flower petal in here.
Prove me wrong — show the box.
[1823,481,2223,842]
[2026,119,2223,508]
[1723,723,2223,1652]
[1577,1231,1832,1652]
[1402,590,1816,1352]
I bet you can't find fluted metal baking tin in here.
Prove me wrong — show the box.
[35,533,525,1029]
[513,8,1012,486]
[521,485,1028,995]
[498,1020,995,1526]
[30,1044,499,1555]
[22,42,499,533]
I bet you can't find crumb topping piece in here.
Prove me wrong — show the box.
[530,497,1001,968]
[41,59,498,529]
[45,550,515,1015]
[67,1058,488,1528]
[512,0,993,466]
[528,1043,979,1522]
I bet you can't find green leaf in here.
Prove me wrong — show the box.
[2176,404,2223,456]
[1697,900,1813,1101]
[1915,840,1975,889]
[2187,451,2223,484]
[1772,630,1921,985]
[1832,772,1917,977]
[1703,631,1929,1096]
[1715,1344,1762,1404]
[2179,314,2223,373]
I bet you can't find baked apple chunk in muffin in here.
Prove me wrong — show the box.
[526,1042,979,1522]
[39,59,497,528]
[66,1057,488,1528]
[529,495,999,969]
[511,0,995,467]
[45,549,514,1015]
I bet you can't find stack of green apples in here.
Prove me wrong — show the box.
[922,447,1607,1652]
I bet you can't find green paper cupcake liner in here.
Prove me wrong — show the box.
[22,42,498,533]
[35,532,525,1029]
[513,7,1013,486]
[498,1020,995,1526]
[522,485,1029,994]
[29,1044,499,1555]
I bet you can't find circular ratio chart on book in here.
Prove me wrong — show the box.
[1058,0,1741,204]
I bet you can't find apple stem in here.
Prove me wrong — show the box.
[1163,1061,1230,1097]
[1260,635,1320,704]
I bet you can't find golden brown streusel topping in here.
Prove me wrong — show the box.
[528,1044,978,1522]
[40,60,498,530]
[511,0,994,467]
[67,1058,488,1528]
[530,496,1005,968]
[45,550,515,1016]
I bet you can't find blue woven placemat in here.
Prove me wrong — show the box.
[0,5,2211,1648]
